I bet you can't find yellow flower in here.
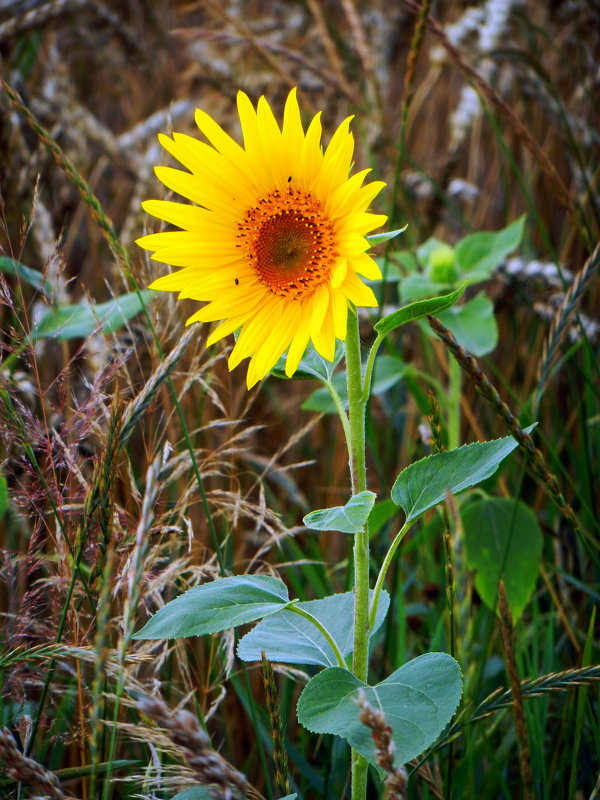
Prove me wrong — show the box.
[137,88,386,388]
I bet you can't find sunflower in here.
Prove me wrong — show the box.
[137,88,386,388]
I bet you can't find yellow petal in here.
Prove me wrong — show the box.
[285,304,312,377]
[330,287,348,339]
[342,271,378,307]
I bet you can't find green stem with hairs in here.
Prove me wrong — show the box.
[345,310,370,800]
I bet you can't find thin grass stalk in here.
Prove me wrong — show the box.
[0,76,224,575]
[261,653,291,797]
[380,0,433,308]
[101,456,158,799]
[28,394,122,755]
[534,241,600,413]
[426,314,579,533]
[90,546,117,800]
[400,0,591,249]
[497,581,533,800]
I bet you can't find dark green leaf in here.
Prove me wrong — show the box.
[297,653,462,766]
[435,292,497,357]
[132,575,290,640]
[237,590,390,667]
[304,491,376,534]
[462,497,543,620]
[375,281,467,336]
[368,499,398,537]
[0,475,7,519]
[391,427,535,523]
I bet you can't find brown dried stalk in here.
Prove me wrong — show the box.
[497,581,533,800]
[535,241,600,411]
[0,727,69,800]
[261,653,291,797]
[401,0,586,243]
[137,694,249,800]
[357,692,409,800]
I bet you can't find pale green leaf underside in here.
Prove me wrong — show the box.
[132,575,290,640]
[0,256,54,298]
[375,281,467,336]
[171,788,215,800]
[303,491,376,534]
[391,427,535,523]
[237,589,390,667]
[297,653,462,766]
[32,289,155,341]
[366,225,407,246]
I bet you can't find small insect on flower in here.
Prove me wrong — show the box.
[137,88,386,388]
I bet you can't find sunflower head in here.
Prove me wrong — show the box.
[137,89,386,388]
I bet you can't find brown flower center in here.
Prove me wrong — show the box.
[237,185,337,299]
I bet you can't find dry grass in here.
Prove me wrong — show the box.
[0,1,598,798]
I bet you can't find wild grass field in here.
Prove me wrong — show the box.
[0,1,599,799]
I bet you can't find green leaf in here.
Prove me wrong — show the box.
[399,273,447,303]
[366,225,407,246]
[391,427,535,523]
[301,355,408,414]
[435,292,498,357]
[462,497,543,620]
[271,340,344,383]
[31,290,155,341]
[132,575,290,640]
[455,216,525,283]
[368,498,399,537]
[237,590,390,667]
[0,475,7,520]
[297,653,462,767]
[303,491,376,534]
[0,257,54,299]
[375,281,467,337]
[171,789,215,800]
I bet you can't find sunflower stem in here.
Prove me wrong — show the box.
[345,309,370,800]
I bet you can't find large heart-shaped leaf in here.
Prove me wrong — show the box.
[462,497,543,620]
[132,575,290,640]
[303,491,376,534]
[32,289,155,341]
[376,281,467,336]
[237,590,390,667]
[297,653,462,766]
[391,427,535,523]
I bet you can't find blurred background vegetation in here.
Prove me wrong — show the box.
[0,1,598,798]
